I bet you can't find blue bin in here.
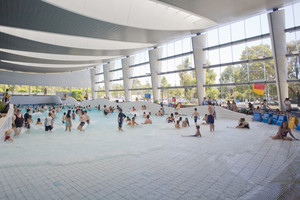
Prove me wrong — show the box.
[262,114,272,123]
[271,114,279,125]
[253,113,262,121]
[297,121,300,131]
[276,115,287,126]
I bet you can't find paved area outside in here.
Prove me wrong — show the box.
[0,120,299,200]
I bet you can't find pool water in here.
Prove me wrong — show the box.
[1,107,182,167]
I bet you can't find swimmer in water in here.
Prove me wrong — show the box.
[191,108,199,125]
[142,115,152,124]
[72,110,76,120]
[175,120,180,129]
[65,111,72,132]
[84,110,90,125]
[182,118,190,127]
[36,118,42,125]
[118,109,126,131]
[62,112,66,124]
[182,125,201,137]
[127,117,138,127]
[5,127,14,142]
[77,110,85,132]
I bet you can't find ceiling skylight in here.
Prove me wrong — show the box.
[43,0,217,30]
[0,48,120,62]
[0,25,155,50]
[0,60,98,68]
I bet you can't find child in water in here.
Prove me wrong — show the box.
[175,120,180,129]
[182,125,201,137]
[36,118,42,125]
[5,127,14,142]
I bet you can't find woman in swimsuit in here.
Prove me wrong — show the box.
[182,118,190,127]
[271,121,298,141]
[65,111,72,132]
[12,108,24,137]
[166,113,175,123]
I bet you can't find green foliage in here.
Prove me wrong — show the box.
[111,84,123,98]
[219,44,276,101]
[205,68,219,99]
[72,90,82,100]
[17,88,28,93]
[32,89,42,93]
[177,57,195,100]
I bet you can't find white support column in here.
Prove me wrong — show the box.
[103,62,113,100]
[90,68,96,100]
[192,34,206,105]
[122,56,133,102]
[268,10,288,110]
[149,47,163,102]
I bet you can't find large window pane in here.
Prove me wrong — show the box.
[260,14,269,34]
[231,21,245,41]
[182,37,192,52]
[293,3,300,27]
[245,16,261,38]
[207,29,219,47]
[208,49,220,65]
[287,56,300,79]
[232,43,246,61]
[220,46,233,63]
[218,25,231,44]
[284,5,294,29]
[248,61,265,81]
[132,77,152,89]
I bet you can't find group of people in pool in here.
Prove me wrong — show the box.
[4,104,93,141]
[3,102,298,142]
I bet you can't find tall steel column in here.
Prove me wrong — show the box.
[90,68,96,100]
[268,9,288,110]
[103,62,113,100]
[149,47,163,102]
[192,34,206,105]
[122,56,134,102]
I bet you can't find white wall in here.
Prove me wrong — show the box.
[0,70,92,87]
[10,95,62,105]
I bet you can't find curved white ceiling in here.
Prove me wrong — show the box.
[43,0,217,31]
[0,60,98,68]
[0,25,155,50]
[0,48,120,61]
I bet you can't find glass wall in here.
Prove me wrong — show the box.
[204,13,277,103]
[159,37,197,104]
[91,3,300,107]
[285,2,300,106]
[129,50,151,100]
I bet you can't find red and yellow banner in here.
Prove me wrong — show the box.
[253,84,265,95]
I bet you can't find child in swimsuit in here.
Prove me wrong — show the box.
[236,118,250,129]
[191,108,199,125]
[5,127,14,142]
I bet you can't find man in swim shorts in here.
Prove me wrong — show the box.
[77,110,85,132]
[44,112,54,133]
[208,102,215,132]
